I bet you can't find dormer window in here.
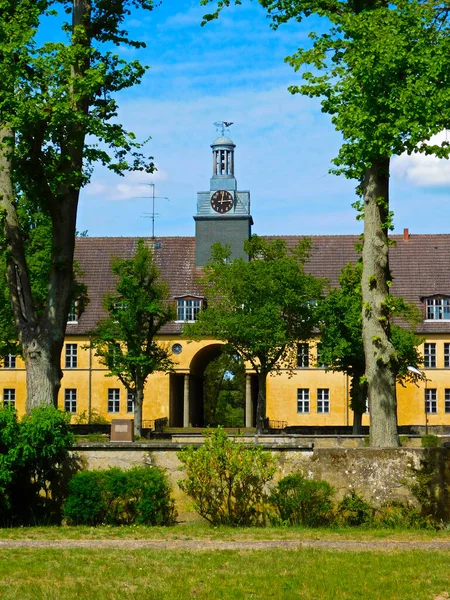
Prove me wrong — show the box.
[425,297,450,321]
[175,296,203,322]
[67,300,78,324]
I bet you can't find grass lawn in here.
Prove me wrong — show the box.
[0,547,449,599]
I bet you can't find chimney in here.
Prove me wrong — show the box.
[403,228,410,241]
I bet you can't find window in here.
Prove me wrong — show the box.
[67,301,78,323]
[297,343,309,368]
[176,299,201,322]
[317,389,330,413]
[65,344,78,369]
[127,390,135,414]
[316,343,327,369]
[108,388,120,413]
[426,297,450,320]
[425,389,437,414]
[3,389,15,408]
[424,343,436,368]
[445,344,450,368]
[445,389,450,414]
[297,389,310,413]
[64,389,77,413]
[3,354,16,369]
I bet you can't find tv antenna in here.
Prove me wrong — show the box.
[214,121,234,136]
[135,183,169,239]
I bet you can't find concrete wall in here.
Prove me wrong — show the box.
[72,443,450,519]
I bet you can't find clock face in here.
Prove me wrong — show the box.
[211,190,233,214]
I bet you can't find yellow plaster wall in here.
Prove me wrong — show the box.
[4,333,450,428]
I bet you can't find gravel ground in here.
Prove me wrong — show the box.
[0,538,449,551]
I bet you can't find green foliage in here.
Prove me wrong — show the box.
[72,409,109,425]
[185,236,324,431]
[335,490,375,527]
[203,351,245,426]
[0,0,154,407]
[64,467,177,526]
[375,500,432,530]
[90,240,175,434]
[177,428,277,526]
[0,406,74,525]
[270,473,334,526]
[420,434,441,448]
[317,261,422,419]
[409,458,438,520]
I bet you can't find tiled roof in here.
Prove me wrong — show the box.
[67,233,450,337]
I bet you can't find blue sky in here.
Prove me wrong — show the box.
[67,1,450,237]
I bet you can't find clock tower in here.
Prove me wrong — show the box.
[194,132,253,266]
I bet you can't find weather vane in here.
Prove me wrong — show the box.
[214,121,234,136]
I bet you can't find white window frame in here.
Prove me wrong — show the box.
[64,389,77,413]
[426,297,450,321]
[317,388,330,413]
[425,388,437,414]
[127,390,135,414]
[424,343,436,368]
[3,354,16,369]
[65,344,78,369]
[67,300,78,324]
[108,388,120,413]
[3,388,15,408]
[445,343,450,368]
[297,388,310,413]
[445,389,450,414]
[176,299,202,322]
[297,343,310,368]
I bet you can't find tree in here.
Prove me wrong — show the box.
[185,236,324,433]
[201,0,450,446]
[0,0,154,411]
[317,262,422,434]
[203,351,245,426]
[90,240,175,437]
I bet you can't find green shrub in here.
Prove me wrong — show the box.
[375,500,434,530]
[0,406,74,526]
[64,466,176,526]
[335,490,375,527]
[177,427,277,526]
[270,473,334,526]
[421,434,441,448]
[63,471,107,525]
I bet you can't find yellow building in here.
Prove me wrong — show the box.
[2,132,450,432]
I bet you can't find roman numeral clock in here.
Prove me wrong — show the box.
[194,123,253,267]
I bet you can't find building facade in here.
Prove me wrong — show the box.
[2,133,450,430]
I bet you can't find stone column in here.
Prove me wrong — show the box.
[245,374,253,427]
[183,374,190,428]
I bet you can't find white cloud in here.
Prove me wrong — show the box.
[392,131,450,187]
[85,168,168,201]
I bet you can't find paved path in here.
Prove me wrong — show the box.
[0,539,450,552]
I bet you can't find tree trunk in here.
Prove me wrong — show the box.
[134,386,144,438]
[24,337,62,411]
[255,371,267,434]
[361,157,399,447]
[350,372,367,435]
[352,411,363,435]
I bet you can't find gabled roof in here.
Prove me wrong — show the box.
[67,233,450,336]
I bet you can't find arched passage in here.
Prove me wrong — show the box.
[169,344,256,428]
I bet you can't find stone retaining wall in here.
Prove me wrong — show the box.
[72,443,450,519]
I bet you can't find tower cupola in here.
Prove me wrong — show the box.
[210,136,237,191]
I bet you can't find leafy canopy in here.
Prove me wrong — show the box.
[202,0,450,179]
[90,239,175,392]
[317,261,422,411]
[185,236,324,375]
